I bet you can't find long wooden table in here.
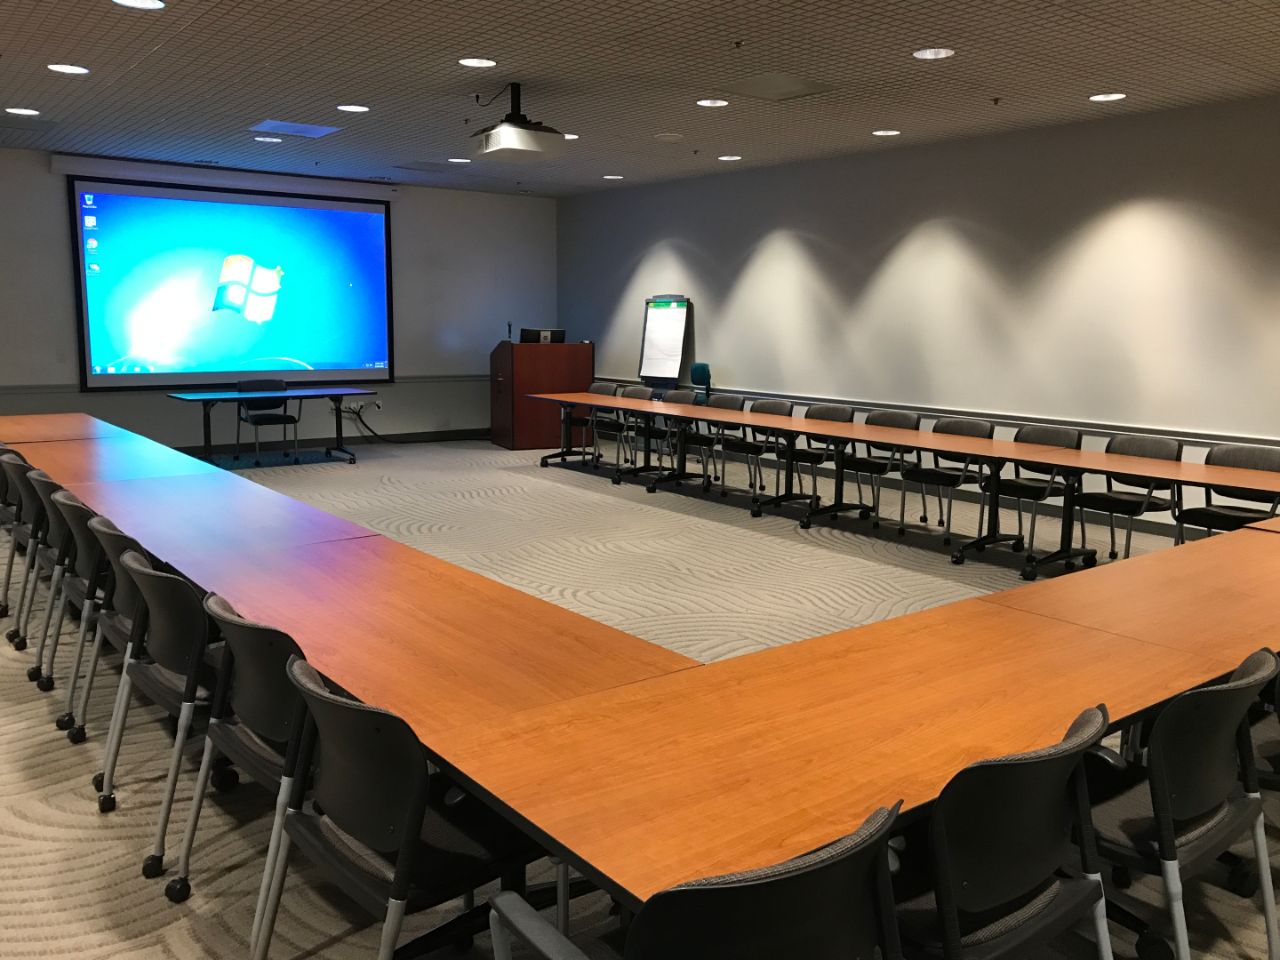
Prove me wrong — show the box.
[10,435,219,484]
[534,392,1280,581]
[0,413,130,443]
[430,596,1246,908]
[1249,516,1280,534]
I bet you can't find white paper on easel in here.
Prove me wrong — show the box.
[640,299,688,379]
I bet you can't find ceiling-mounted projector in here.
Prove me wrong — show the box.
[471,83,565,161]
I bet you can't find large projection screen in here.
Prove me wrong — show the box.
[69,177,393,390]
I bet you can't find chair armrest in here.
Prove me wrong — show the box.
[490,890,593,960]
[1083,744,1144,804]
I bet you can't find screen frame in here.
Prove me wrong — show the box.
[67,175,396,393]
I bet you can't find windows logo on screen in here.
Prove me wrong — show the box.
[213,254,284,323]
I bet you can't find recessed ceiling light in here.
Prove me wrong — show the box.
[696,98,729,107]
[602,175,624,180]
[459,57,497,68]
[112,0,166,8]
[254,136,283,143]
[4,107,40,117]
[47,64,90,75]
[872,129,901,136]
[913,47,955,60]
[1089,93,1126,102]
[718,155,742,161]
[562,133,579,140]
[447,157,471,163]
[337,104,370,113]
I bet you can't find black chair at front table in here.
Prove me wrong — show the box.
[1075,434,1182,560]
[845,409,920,527]
[597,385,653,479]
[895,706,1114,960]
[1,455,40,651]
[1088,650,1279,960]
[981,425,1081,558]
[632,388,697,477]
[575,381,618,466]
[683,392,746,493]
[48,491,105,730]
[790,403,856,508]
[1174,442,1280,543]
[899,417,994,546]
[490,802,904,960]
[164,593,303,917]
[253,658,544,960]
[723,398,794,501]
[235,379,299,466]
[24,469,71,688]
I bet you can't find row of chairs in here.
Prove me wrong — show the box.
[2,443,1280,958]
[577,383,1280,558]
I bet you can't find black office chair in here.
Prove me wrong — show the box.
[164,593,303,908]
[683,393,746,493]
[490,802,903,960]
[899,418,994,546]
[597,385,653,478]
[791,403,856,507]
[24,470,70,688]
[1088,650,1279,960]
[0,446,27,621]
[49,491,105,731]
[67,516,148,747]
[723,398,794,500]
[1174,442,1280,543]
[575,381,619,466]
[1,455,39,651]
[982,425,1081,558]
[101,551,216,835]
[253,657,543,960]
[1076,434,1182,560]
[895,706,1113,959]
[845,409,920,527]
[235,379,299,466]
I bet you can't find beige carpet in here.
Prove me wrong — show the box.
[0,440,1270,959]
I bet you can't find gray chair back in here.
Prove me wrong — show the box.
[87,515,146,622]
[205,593,304,743]
[864,409,920,455]
[122,550,210,676]
[238,379,287,413]
[620,386,653,401]
[1013,424,1081,478]
[1205,443,1280,504]
[51,491,100,583]
[932,417,995,469]
[706,394,745,412]
[1106,434,1182,491]
[662,389,697,405]
[1,455,36,525]
[27,470,68,553]
[587,382,617,397]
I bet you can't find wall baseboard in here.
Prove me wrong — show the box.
[174,427,490,457]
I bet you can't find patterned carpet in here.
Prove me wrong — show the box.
[0,440,1271,959]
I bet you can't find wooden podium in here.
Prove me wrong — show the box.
[490,341,594,449]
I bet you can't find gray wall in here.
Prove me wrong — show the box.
[0,148,557,447]
[559,95,1280,441]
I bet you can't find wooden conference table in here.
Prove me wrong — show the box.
[3,412,1277,924]
[535,392,1280,581]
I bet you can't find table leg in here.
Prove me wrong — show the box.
[200,401,215,461]
[612,414,667,483]
[800,443,876,529]
[751,433,813,516]
[646,421,698,492]
[953,459,1025,564]
[1016,473,1098,580]
[324,397,358,464]
[540,404,594,467]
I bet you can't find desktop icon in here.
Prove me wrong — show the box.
[86,237,99,250]
[83,215,97,229]
[213,254,283,323]
[83,194,94,206]
[87,263,101,273]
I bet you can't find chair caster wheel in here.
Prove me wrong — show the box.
[896,527,906,537]
[1063,560,1076,572]
[1083,554,1098,569]
[1020,565,1038,581]
[1111,865,1132,889]
[1135,931,1175,960]
[55,712,75,731]
[36,676,53,692]
[142,854,166,879]
[799,519,811,530]
[750,507,762,518]
[211,766,240,793]
[165,877,191,904]
[859,508,871,520]
[645,484,657,494]
[0,603,8,618]
[937,518,944,527]
[1011,538,1025,553]
[98,793,116,814]
[610,477,621,486]
[6,627,19,642]
[26,665,41,682]
[539,461,549,468]
[1108,550,1118,560]
[919,514,928,523]
[11,636,26,652]
[67,725,86,744]
[92,772,104,792]
[950,551,965,565]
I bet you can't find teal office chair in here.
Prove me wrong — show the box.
[690,363,711,405]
